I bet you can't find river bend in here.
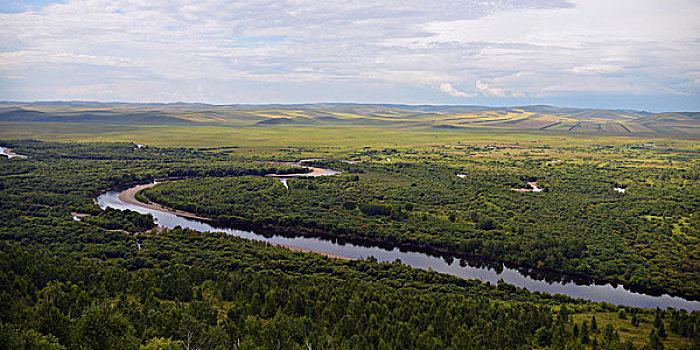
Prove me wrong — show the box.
[97,174,699,311]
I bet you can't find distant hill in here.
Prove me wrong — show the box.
[0,108,200,125]
[0,101,697,137]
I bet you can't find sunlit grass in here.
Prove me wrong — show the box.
[3,122,694,152]
[571,311,691,349]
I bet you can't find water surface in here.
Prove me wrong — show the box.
[97,186,700,311]
[0,146,28,159]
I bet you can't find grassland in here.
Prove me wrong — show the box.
[1,102,698,141]
[570,310,692,349]
[1,123,695,152]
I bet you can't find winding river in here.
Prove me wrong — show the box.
[0,146,28,159]
[96,166,699,311]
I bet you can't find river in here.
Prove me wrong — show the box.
[0,146,28,159]
[96,175,699,311]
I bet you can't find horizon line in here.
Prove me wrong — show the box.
[2,99,686,114]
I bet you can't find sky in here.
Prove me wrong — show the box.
[0,0,699,111]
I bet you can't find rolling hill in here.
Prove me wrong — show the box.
[0,101,697,137]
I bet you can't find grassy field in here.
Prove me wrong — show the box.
[571,311,691,349]
[1,102,698,141]
[1,122,695,153]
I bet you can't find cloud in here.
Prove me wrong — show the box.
[566,64,624,75]
[475,80,506,97]
[0,0,697,110]
[422,0,699,47]
[441,79,525,99]
[475,79,527,98]
[439,82,475,98]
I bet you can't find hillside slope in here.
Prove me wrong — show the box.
[1,102,697,137]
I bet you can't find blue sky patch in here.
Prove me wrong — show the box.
[0,0,64,13]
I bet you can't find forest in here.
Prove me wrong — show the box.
[0,140,698,349]
[143,147,700,299]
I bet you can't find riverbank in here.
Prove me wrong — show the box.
[119,160,340,219]
[106,181,700,307]
[229,218,696,302]
[512,181,543,192]
[118,182,214,221]
[266,166,334,177]
[272,243,353,261]
[262,161,341,177]
[121,181,355,261]
[0,146,28,159]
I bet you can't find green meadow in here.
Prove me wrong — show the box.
[1,122,694,151]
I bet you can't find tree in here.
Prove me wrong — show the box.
[581,321,590,344]
[74,303,138,350]
[645,330,664,350]
[0,324,66,350]
[618,308,627,319]
[603,324,618,342]
[657,320,667,339]
[178,311,219,350]
[557,306,569,324]
[476,217,496,230]
[535,327,551,347]
[140,338,180,350]
[261,312,304,350]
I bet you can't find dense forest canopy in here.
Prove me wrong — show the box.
[0,140,698,349]
[143,147,700,299]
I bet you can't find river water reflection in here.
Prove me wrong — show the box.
[97,186,699,311]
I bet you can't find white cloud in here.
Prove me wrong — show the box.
[0,0,697,109]
[566,64,624,75]
[439,82,476,98]
[475,79,525,98]
[423,0,700,48]
[475,80,506,97]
